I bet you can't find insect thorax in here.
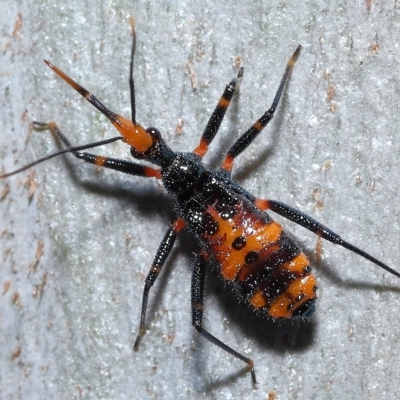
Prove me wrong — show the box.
[161,152,206,195]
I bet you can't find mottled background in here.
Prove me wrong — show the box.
[1,1,400,399]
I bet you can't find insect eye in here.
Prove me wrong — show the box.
[146,127,161,141]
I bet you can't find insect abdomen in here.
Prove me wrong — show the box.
[202,196,317,319]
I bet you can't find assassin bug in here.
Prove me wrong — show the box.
[1,23,399,385]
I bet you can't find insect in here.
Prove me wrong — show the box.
[1,23,399,385]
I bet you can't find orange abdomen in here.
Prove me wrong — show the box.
[201,198,317,319]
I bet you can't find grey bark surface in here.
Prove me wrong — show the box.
[1,1,400,399]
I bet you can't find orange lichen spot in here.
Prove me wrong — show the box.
[24,170,38,200]
[186,61,197,90]
[11,346,22,360]
[249,290,267,309]
[175,118,184,135]
[2,280,11,294]
[0,183,10,201]
[316,236,323,264]
[29,240,44,273]
[269,274,317,318]
[327,84,336,102]
[11,291,22,309]
[12,12,23,38]
[268,391,276,400]
[370,40,379,55]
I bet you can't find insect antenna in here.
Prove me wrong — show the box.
[43,60,122,126]
[128,17,137,124]
[42,51,155,153]
[0,121,121,179]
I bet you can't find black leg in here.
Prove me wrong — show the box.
[34,121,161,178]
[193,68,243,158]
[134,219,186,350]
[256,198,400,279]
[191,251,257,384]
[221,45,301,172]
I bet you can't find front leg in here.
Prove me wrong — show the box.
[34,121,161,178]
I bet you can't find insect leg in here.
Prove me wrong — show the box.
[193,68,243,158]
[191,251,257,384]
[35,121,161,178]
[256,198,400,279]
[134,218,186,350]
[221,45,301,173]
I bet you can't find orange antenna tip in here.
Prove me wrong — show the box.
[129,16,135,31]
